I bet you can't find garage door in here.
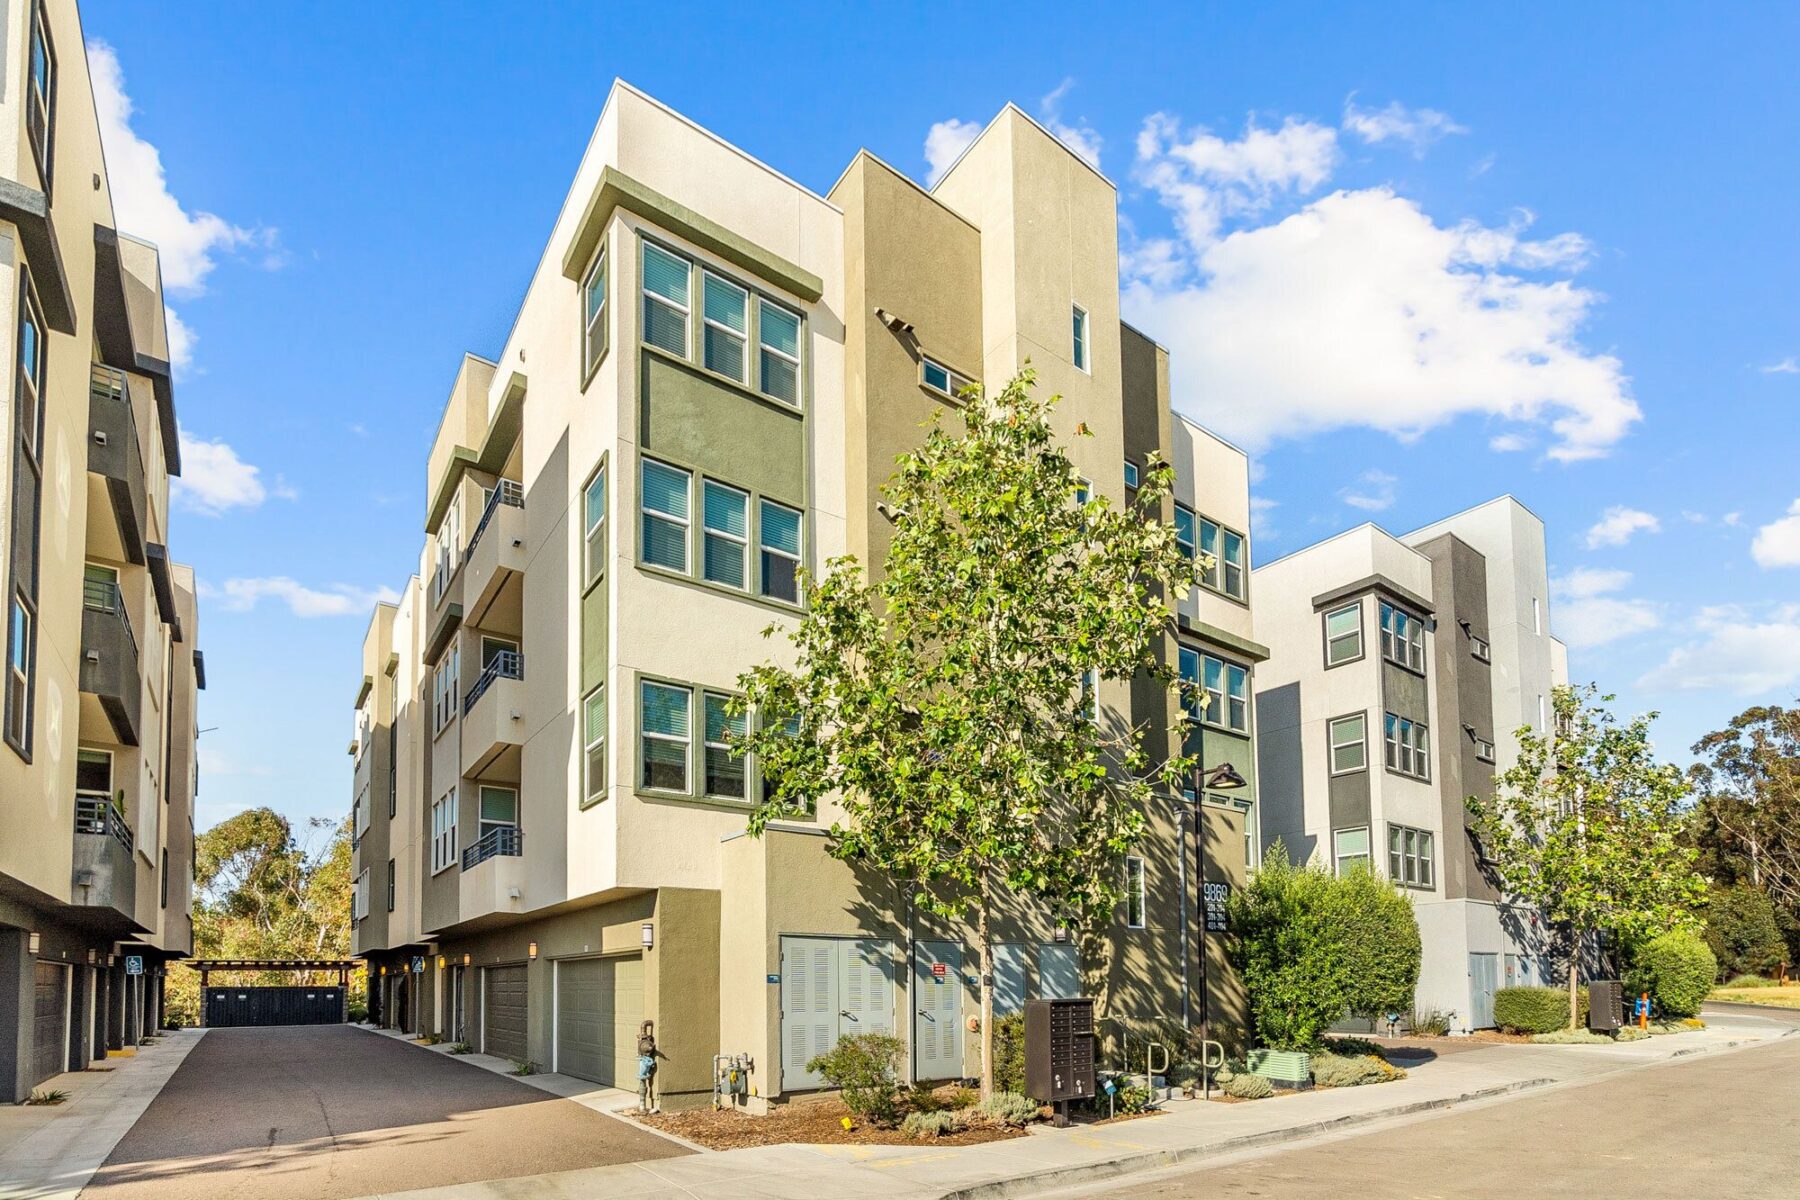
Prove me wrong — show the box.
[556,955,644,1086]
[483,965,529,1062]
[32,962,69,1087]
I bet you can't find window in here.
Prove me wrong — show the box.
[702,271,749,382]
[642,242,690,356]
[1221,529,1245,599]
[1470,633,1491,662]
[432,646,460,734]
[578,685,606,807]
[1383,712,1430,780]
[1538,693,1547,732]
[1125,857,1146,928]
[704,692,747,799]
[1196,517,1247,600]
[353,868,369,920]
[76,747,111,797]
[1123,460,1139,490]
[1080,667,1099,722]
[1177,646,1201,720]
[386,859,396,911]
[1334,827,1370,875]
[1173,504,1196,561]
[1387,825,1436,888]
[16,288,43,456]
[1071,304,1089,371]
[759,299,802,405]
[478,786,518,838]
[640,680,691,792]
[641,459,691,573]
[760,500,802,604]
[582,248,608,377]
[25,2,52,191]
[701,480,749,589]
[5,596,31,748]
[432,498,461,603]
[1328,713,1367,774]
[1379,601,1426,671]
[583,466,607,587]
[1324,602,1362,665]
[1474,734,1496,763]
[431,792,457,874]
[161,848,170,909]
[1196,653,1248,732]
[921,357,972,398]
[1532,596,1542,635]
[759,712,803,809]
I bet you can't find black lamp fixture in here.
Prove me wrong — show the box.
[1201,762,1248,792]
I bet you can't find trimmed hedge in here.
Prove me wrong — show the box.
[1625,931,1716,1018]
[1493,985,1588,1034]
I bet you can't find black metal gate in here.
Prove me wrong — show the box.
[205,986,344,1027]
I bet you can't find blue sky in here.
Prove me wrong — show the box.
[79,2,1800,832]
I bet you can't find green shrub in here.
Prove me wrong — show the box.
[807,1033,904,1125]
[1530,1027,1613,1045]
[1625,930,1716,1018]
[1407,1008,1451,1036]
[24,1089,68,1105]
[1323,1036,1388,1061]
[1116,1084,1154,1114]
[1333,865,1424,1018]
[347,1001,369,1023]
[1722,973,1777,989]
[992,1013,1027,1096]
[978,1092,1040,1127]
[1705,885,1788,980]
[1493,986,1587,1033]
[510,1058,537,1075]
[1222,1072,1272,1100]
[900,1110,961,1139]
[1310,1052,1404,1087]
[448,1041,473,1055]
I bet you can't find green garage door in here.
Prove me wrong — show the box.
[556,956,644,1087]
[483,965,529,1062]
[32,962,69,1086]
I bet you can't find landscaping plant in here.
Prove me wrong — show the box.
[1702,885,1788,980]
[1685,705,1800,953]
[807,1033,905,1125]
[900,1110,962,1139]
[510,1058,536,1076]
[24,1089,68,1105]
[736,369,1204,1097]
[1222,1072,1273,1100]
[1407,1008,1452,1036]
[1469,685,1707,1030]
[1310,1052,1405,1087]
[1493,986,1589,1034]
[992,1013,1027,1096]
[978,1091,1041,1127]
[1625,929,1717,1018]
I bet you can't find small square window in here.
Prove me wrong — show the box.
[1328,713,1366,774]
[1324,602,1362,665]
[1334,827,1369,875]
[1123,460,1140,490]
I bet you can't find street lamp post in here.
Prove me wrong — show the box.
[1194,762,1247,1052]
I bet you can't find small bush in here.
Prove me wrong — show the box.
[900,1110,961,1139]
[1116,1084,1154,1114]
[1625,931,1716,1018]
[1222,1072,1272,1100]
[979,1091,1041,1127]
[906,1084,977,1113]
[348,1001,370,1023]
[1407,1008,1452,1036]
[807,1033,904,1125]
[1310,1052,1404,1087]
[511,1058,537,1075]
[448,1041,473,1055]
[993,1013,1027,1096]
[1323,1036,1389,1061]
[1530,1027,1613,1045]
[24,1089,68,1105]
[1721,973,1776,989]
[1493,986,1587,1034]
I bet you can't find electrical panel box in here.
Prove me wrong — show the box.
[1588,980,1622,1031]
[1024,997,1096,1102]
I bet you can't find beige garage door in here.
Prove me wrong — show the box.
[483,965,529,1062]
[555,955,644,1087]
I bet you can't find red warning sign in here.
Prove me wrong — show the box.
[931,961,948,981]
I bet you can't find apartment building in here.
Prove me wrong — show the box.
[0,0,203,1102]
[351,82,1259,1109]
[1253,496,1566,1032]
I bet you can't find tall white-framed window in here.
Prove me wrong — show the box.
[1174,504,1196,562]
[641,241,690,357]
[1333,826,1370,875]
[582,684,606,806]
[1387,824,1436,888]
[1071,304,1089,372]
[432,646,460,734]
[16,288,43,456]
[353,868,370,920]
[1177,645,1201,720]
[703,692,748,800]
[702,270,750,383]
[759,499,802,604]
[1220,528,1246,599]
[25,0,53,190]
[1124,856,1146,928]
[1533,596,1542,634]
[758,299,802,406]
[1328,713,1367,774]
[701,479,750,590]
[431,791,457,873]
[640,680,692,792]
[5,596,33,747]
[1198,654,1249,732]
[1383,712,1430,780]
[1324,602,1362,665]
[583,466,607,588]
[582,247,608,378]
[640,459,691,573]
[1379,601,1426,671]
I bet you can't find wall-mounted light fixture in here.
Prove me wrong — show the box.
[87,948,97,965]
[379,965,387,976]
[1052,926,1068,944]
[641,922,655,950]
[26,932,39,954]
[462,953,471,967]
[436,955,446,970]
[528,942,539,960]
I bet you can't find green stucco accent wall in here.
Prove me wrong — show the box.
[639,352,805,506]
[581,581,607,694]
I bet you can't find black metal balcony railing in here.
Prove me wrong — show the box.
[466,479,525,559]
[83,578,138,657]
[75,794,134,853]
[464,649,523,714]
[462,825,522,870]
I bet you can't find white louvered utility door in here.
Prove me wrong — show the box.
[839,939,894,1037]
[913,940,964,1081]
[780,937,839,1090]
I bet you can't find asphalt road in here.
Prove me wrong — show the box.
[1070,1016,1800,1199]
[81,1026,687,1200]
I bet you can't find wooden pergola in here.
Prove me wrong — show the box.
[186,959,360,988]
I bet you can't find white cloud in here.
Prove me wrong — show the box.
[206,577,400,618]
[1722,512,1743,527]
[1584,505,1660,549]
[1123,111,1638,462]
[1342,97,1467,156]
[1339,468,1398,512]
[1761,356,1798,375]
[1250,495,1280,541]
[172,431,268,516]
[1751,499,1800,568]
[924,118,982,188]
[1639,604,1800,696]
[164,308,194,372]
[1040,79,1103,171]
[1549,567,1659,648]
[1489,432,1530,453]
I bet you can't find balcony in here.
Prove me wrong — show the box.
[72,796,138,921]
[459,825,527,921]
[461,825,522,870]
[80,579,141,746]
[87,364,148,566]
[463,480,525,627]
[461,651,525,778]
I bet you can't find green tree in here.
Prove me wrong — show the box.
[1686,705,1800,956]
[1703,884,1787,979]
[1469,685,1707,1029]
[1333,863,1423,1019]
[734,369,1200,1097]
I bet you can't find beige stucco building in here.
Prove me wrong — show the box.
[350,82,1259,1108]
[0,0,203,1102]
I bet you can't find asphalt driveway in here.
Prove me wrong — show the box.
[81,1026,688,1200]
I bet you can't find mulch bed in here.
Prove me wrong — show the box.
[640,1092,1029,1150]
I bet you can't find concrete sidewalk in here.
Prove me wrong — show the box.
[363,1010,1794,1200]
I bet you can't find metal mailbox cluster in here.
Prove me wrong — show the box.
[1024,997,1096,1104]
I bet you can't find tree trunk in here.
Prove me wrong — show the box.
[1567,934,1581,1031]
[978,873,995,1101]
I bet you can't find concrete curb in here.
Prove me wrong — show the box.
[938,1079,1553,1200]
